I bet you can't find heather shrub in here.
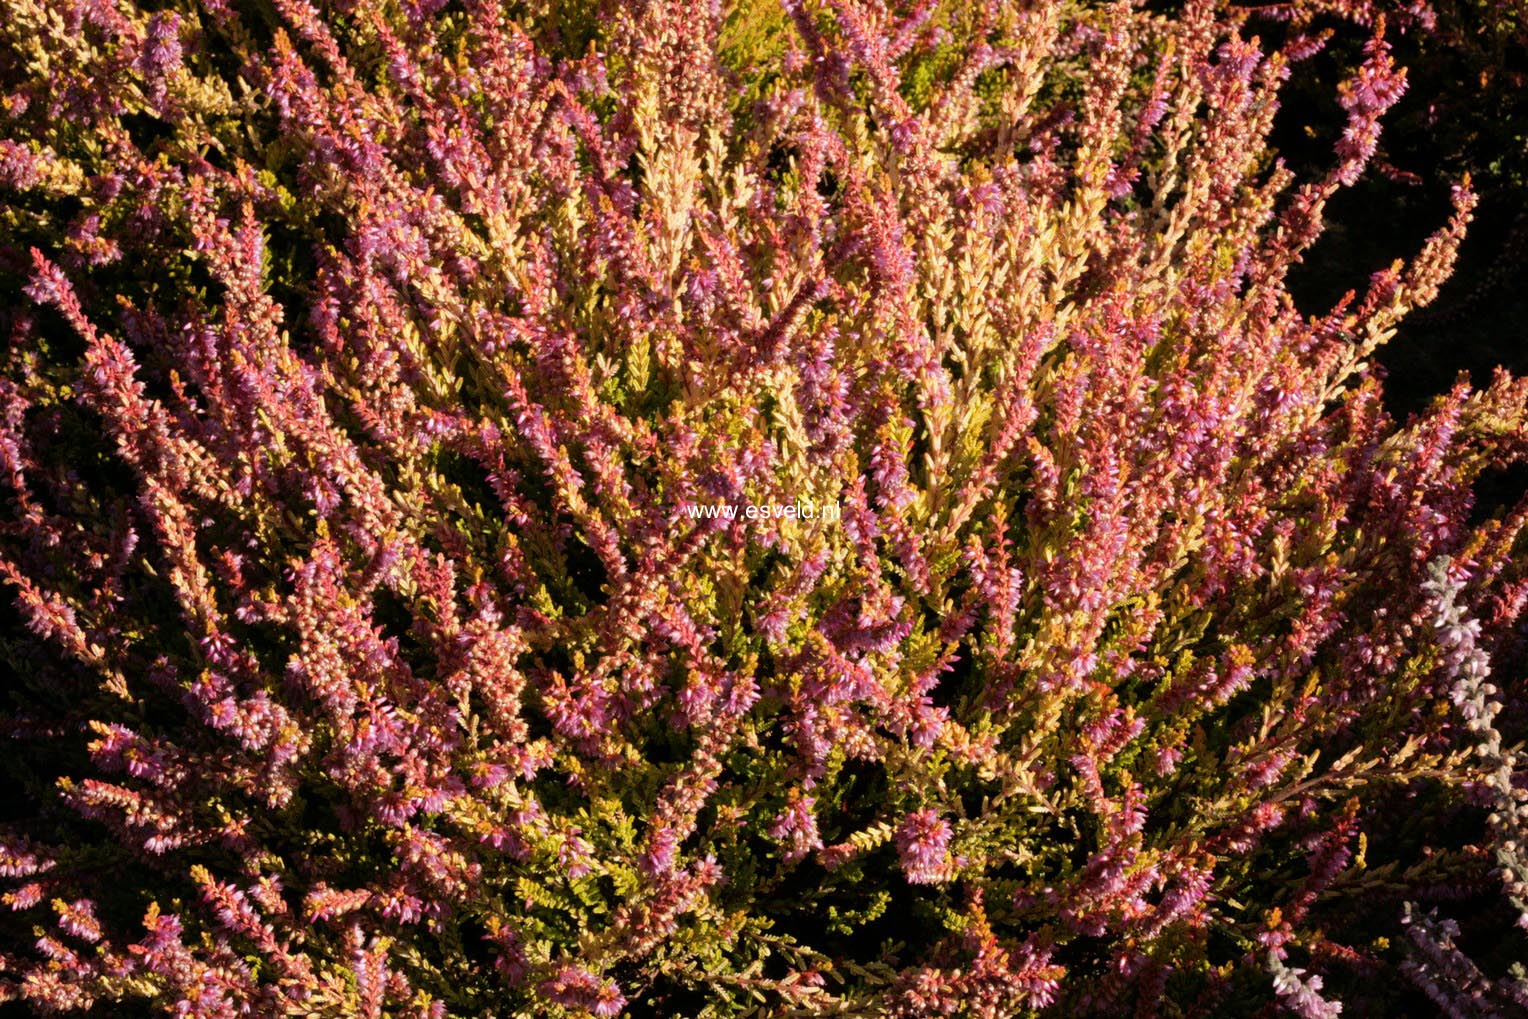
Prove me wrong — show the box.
[1,1,1527,1017]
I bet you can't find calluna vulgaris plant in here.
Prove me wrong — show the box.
[1,0,1527,1015]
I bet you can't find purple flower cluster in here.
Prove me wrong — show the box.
[0,0,1524,1016]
